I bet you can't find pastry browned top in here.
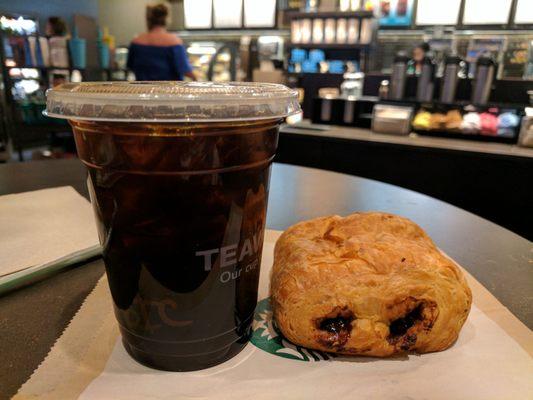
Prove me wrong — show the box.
[271,212,472,356]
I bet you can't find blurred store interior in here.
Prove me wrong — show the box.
[0,0,532,238]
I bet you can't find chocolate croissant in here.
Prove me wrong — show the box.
[271,212,472,356]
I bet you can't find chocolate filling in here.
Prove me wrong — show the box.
[315,307,355,349]
[389,304,423,338]
[319,316,353,334]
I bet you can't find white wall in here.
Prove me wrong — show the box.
[98,0,171,46]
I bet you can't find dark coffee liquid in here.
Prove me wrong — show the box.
[72,119,279,371]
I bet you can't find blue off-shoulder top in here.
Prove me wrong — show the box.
[127,43,193,81]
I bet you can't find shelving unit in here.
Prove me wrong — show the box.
[6,65,128,73]
[286,43,371,49]
[286,9,377,73]
[286,10,374,19]
[0,25,128,161]
[285,9,377,118]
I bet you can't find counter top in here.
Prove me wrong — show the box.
[0,160,531,399]
[281,124,533,158]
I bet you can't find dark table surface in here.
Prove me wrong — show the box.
[0,159,531,399]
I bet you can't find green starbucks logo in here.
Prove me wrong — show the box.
[251,298,334,361]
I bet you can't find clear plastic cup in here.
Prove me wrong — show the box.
[46,81,300,371]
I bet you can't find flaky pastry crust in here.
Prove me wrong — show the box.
[271,212,472,356]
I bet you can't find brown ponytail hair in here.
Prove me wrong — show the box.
[146,3,169,30]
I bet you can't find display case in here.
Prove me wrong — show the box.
[186,41,242,81]
[411,102,523,144]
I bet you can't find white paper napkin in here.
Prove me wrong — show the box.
[0,186,100,282]
[80,304,533,400]
[78,238,533,400]
[15,231,533,400]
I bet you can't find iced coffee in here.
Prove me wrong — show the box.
[46,81,300,371]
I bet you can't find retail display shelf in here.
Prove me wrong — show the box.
[287,10,374,20]
[287,42,371,49]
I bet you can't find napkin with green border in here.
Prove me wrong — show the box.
[0,186,101,293]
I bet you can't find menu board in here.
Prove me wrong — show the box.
[184,0,212,29]
[213,0,242,28]
[244,0,276,27]
[463,0,512,25]
[378,0,414,27]
[515,0,533,24]
[416,0,461,25]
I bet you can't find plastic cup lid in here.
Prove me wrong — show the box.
[45,81,301,122]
